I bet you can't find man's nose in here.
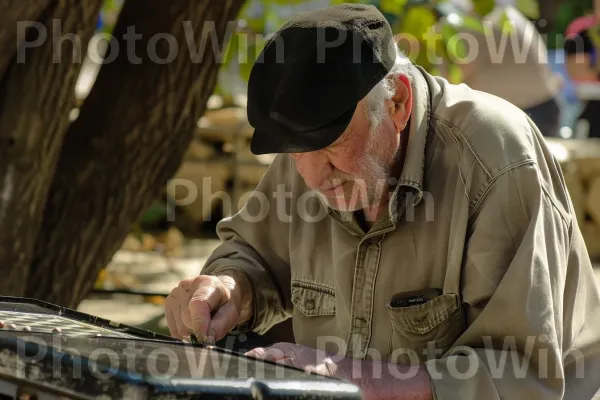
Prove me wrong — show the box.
[292,151,332,188]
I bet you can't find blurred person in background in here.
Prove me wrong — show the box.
[445,2,563,137]
[539,0,591,132]
[564,11,600,138]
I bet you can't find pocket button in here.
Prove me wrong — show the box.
[304,299,315,311]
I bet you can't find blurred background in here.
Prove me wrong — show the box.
[3,0,600,335]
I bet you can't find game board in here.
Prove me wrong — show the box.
[0,297,363,399]
[0,297,174,340]
[0,309,138,338]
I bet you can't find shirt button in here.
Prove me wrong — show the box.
[304,299,315,311]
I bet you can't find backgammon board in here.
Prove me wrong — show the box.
[0,297,362,399]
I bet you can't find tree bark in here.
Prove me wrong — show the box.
[27,0,244,307]
[0,1,52,79]
[0,0,103,296]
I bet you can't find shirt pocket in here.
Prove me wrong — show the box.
[387,293,464,365]
[291,280,336,316]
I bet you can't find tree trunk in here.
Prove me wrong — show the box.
[0,0,103,296]
[26,0,244,308]
[0,2,49,78]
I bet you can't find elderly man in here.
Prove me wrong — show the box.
[165,4,600,399]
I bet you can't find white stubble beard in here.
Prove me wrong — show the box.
[323,126,397,212]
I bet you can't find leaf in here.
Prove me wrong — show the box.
[515,0,540,20]
[441,13,486,38]
[265,6,285,32]
[380,0,408,15]
[440,22,458,42]
[268,0,309,4]
[139,202,167,226]
[460,15,486,33]
[498,9,515,36]
[400,6,437,40]
[448,63,463,84]
[472,0,494,17]
[238,0,265,33]
[395,5,439,69]
[588,23,600,51]
[222,31,240,67]
[445,36,468,64]
[331,0,364,4]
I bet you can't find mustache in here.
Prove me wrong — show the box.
[318,174,353,191]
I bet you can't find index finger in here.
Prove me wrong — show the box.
[188,283,225,341]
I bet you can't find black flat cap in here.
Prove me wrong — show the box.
[247,3,397,155]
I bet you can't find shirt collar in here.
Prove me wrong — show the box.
[318,63,433,228]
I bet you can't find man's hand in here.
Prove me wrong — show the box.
[164,271,253,343]
[245,342,348,377]
[246,342,433,400]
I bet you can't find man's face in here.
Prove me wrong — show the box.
[290,88,409,212]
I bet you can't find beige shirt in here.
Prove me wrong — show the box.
[456,6,561,109]
[202,64,600,399]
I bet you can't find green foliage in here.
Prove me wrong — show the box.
[547,0,593,49]
[215,0,541,93]
[98,0,124,35]
[217,0,463,91]
[497,9,514,36]
[395,5,438,71]
[515,0,539,20]
[589,23,600,51]
[217,1,399,77]
[471,0,494,18]
[380,0,408,15]
[97,0,544,93]
[472,0,538,19]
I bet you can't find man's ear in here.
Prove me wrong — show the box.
[389,74,412,132]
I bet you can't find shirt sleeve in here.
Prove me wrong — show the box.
[201,154,294,335]
[425,162,600,399]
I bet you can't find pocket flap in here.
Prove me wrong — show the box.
[291,280,336,316]
[387,293,460,334]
